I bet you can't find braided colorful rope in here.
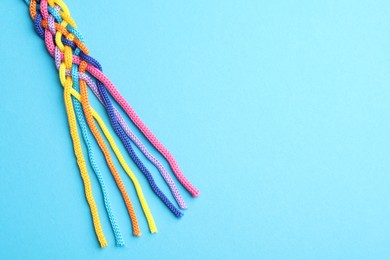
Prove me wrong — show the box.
[25,0,199,247]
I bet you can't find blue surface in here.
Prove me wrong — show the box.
[1,0,390,259]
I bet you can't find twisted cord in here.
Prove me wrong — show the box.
[44,2,187,212]
[38,3,157,234]
[27,0,156,244]
[25,0,199,245]
[31,0,193,204]
[29,0,108,247]
[52,3,142,236]
[28,0,199,198]
[50,3,142,236]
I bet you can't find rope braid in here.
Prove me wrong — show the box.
[30,0,108,247]
[24,0,199,247]
[46,3,158,236]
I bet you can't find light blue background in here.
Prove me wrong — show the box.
[1,0,390,259]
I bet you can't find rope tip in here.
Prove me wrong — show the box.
[100,241,108,248]
[192,190,200,198]
[116,241,125,247]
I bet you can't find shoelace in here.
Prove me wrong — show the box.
[24,0,199,247]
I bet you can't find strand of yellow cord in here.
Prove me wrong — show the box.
[61,62,108,248]
[60,14,107,246]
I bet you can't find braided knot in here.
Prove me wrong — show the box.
[27,0,199,248]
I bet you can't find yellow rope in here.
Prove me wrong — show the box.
[61,62,108,248]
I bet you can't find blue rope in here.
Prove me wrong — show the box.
[72,49,125,247]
